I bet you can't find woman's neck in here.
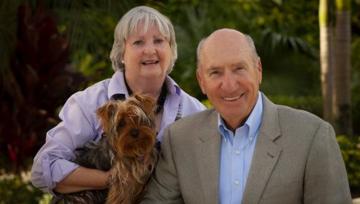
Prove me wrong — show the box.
[124,75,165,99]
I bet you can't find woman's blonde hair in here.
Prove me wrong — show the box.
[110,6,177,73]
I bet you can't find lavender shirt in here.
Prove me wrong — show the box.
[31,71,205,194]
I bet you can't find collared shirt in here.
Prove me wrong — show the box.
[218,92,263,204]
[31,70,205,194]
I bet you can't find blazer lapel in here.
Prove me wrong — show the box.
[242,96,282,204]
[195,110,221,204]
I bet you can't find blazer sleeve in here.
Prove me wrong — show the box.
[303,121,352,204]
[141,127,184,204]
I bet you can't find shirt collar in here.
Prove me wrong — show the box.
[218,91,263,142]
[107,71,181,99]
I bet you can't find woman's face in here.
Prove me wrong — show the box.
[122,23,172,83]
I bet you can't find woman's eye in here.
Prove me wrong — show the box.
[154,38,164,44]
[133,40,143,45]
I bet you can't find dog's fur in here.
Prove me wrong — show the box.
[53,94,158,204]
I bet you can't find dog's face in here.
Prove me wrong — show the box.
[97,94,156,159]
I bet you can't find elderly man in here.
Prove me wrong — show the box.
[141,28,352,204]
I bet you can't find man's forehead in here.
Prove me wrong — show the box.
[202,44,253,61]
[202,38,252,57]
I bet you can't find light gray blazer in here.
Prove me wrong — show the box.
[141,96,352,204]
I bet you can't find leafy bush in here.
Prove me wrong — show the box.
[337,135,360,189]
[267,95,322,117]
[352,78,360,135]
[0,3,85,172]
[0,172,45,204]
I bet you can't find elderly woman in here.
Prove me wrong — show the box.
[31,6,205,195]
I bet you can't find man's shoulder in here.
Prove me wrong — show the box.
[273,103,330,132]
[262,94,326,127]
[169,109,215,130]
[276,104,323,122]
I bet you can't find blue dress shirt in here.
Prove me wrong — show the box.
[218,92,263,204]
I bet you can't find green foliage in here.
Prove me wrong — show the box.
[161,0,320,100]
[51,1,136,84]
[0,173,44,204]
[201,99,212,108]
[352,88,360,138]
[337,135,360,188]
[268,95,322,117]
[0,2,86,171]
[352,38,360,135]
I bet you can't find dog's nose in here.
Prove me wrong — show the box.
[130,129,139,138]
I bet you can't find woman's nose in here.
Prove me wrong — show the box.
[143,43,156,55]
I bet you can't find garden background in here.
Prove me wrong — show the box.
[1,0,360,203]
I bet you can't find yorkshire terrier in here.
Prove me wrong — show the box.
[53,94,158,204]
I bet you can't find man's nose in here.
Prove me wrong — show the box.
[221,73,238,91]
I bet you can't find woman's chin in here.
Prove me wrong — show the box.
[140,70,166,80]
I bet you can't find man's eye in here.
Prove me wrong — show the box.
[235,66,248,73]
[209,71,220,76]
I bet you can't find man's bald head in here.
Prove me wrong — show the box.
[196,29,259,69]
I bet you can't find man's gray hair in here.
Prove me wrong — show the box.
[196,33,259,68]
[109,6,177,73]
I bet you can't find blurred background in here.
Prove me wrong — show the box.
[0,0,360,203]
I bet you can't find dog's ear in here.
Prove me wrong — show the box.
[96,101,117,132]
[133,94,156,115]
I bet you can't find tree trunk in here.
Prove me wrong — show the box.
[333,0,352,136]
[319,0,334,124]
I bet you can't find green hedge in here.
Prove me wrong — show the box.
[337,135,360,188]
[0,173,46,204]
[268,95,323,117]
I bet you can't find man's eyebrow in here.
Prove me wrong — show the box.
[206,66,221,72]
[231,61,247,67]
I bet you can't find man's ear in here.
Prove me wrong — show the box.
[256,57,263,84]
[196,69,206,95]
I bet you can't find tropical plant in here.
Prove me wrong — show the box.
[0,2,85,171]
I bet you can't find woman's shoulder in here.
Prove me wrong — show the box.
[60,78,112,119]
[166,76,205,112]
[72,78,111,104]
[179,90,205,108]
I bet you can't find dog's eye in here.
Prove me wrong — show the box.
[117,119,126,129]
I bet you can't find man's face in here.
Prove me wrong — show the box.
[197,30,262,130]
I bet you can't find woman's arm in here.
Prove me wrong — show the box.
[54,166,110,193]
